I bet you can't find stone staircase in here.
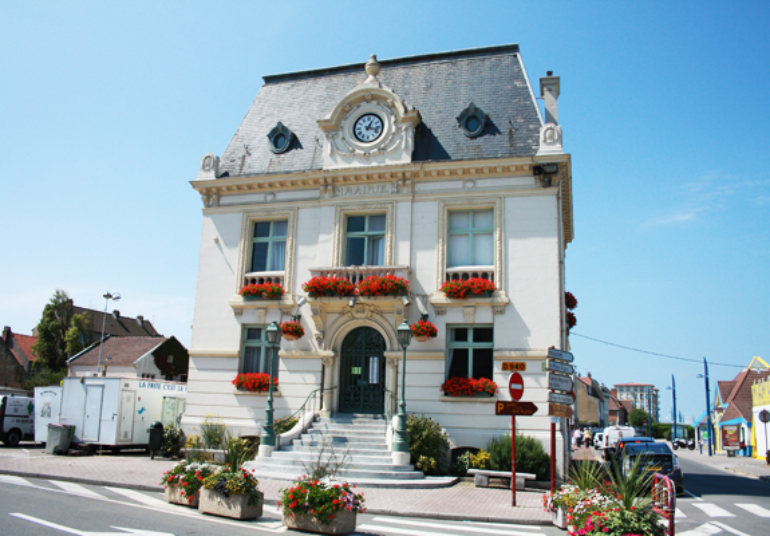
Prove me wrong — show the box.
[245,413,456,488]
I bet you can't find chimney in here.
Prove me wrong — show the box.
[137,315,144,328]
[540,71,560,125]
[587,371,592,379]
[2,326,10,344]
[112,310,120,321]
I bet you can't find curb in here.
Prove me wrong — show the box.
[722,466,770,484]
[0,468,552,526]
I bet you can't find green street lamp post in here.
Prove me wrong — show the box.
[260,321,282,451]
[392,319,412,457]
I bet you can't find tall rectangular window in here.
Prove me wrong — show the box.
[250,221,288,273]
[448,210,493,267]
[241,327,279,376]
[345,214,386,266]
[446,325,494,381]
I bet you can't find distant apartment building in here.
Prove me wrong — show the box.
[614,382,659,422]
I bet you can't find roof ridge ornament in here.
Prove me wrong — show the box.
[365,54,381,83]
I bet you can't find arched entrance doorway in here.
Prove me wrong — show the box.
[338,327,386,414]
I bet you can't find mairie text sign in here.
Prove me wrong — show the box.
[495,401,538,416]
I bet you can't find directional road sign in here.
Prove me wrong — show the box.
[547,348,574,363]
[495,401,538,416]
[548,372,573,392]
[548,403,573,418]
[544,360,574,375]
[509,372,524,401]
[548,391,573,405]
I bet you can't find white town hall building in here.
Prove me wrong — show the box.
[184,44,575,480]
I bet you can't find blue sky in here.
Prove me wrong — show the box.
[1,1,768,423]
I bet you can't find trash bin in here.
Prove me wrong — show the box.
[46,423,74,455]
[727,449,736,458]
[148,421,163,459]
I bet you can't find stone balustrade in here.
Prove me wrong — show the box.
[243,271,285,287]
[309,265,410,285]
[445,265,494,282]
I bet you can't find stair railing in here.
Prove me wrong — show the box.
[275,386,337,450]
[384,388,396,451]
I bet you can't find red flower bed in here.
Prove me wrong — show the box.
[302,276,356,297]
[240,282,285,299]
[565,291,578,310]
[440,278,496,299]
[232,372,278,392]
[410,319,438,339]
[356,275,409,297]
[440,377,498,397]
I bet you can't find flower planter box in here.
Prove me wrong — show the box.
[283,510,357,535]
[414,335,430,343]
[552,505,566,529]
[283,333,299,341]
[164,486,198,508]
[199,488,263,520]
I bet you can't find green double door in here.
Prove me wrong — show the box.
[339,327,386,414]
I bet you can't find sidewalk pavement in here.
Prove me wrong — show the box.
[670,444,770,483]
[0,444,551,525]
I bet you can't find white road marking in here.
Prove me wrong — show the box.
[105,487,171,508]
[0,475,35,487]
[10,513,175,535]
[692,503,736,517]
[50,480,106,499]
[675,508,687,518]
[356,525,460,536]
[369,517,544,534]
[734,503,770,517]
[711,521,753,536]
[684,489,704,501]
[676,523,723,536]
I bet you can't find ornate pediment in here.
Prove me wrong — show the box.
[317,55,421,170]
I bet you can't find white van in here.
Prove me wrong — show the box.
[0,395,35,446]
[600,425,636,459]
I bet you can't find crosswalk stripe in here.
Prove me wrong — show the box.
[105,486,172,508]
[710,521,752,536]
[677,523,723,536]
[0,475,34,487]
[735,503,770,518]
[691,503,735,518]
[368,517,543,535]
[49,480,105,499]
[675,508,687,518]
[356,524,463,536]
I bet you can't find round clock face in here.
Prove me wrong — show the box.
[354,114,384,143]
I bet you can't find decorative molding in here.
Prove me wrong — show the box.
[386,357,399,370]
[324,312,398,352]
[493,349,551,359]
[189,348,240,358]
[332,201,396,266]
[463,306,475,324]
[321,356,335,368]
[429,291,509,311]
[440,396,497,403]
[493,304,506,315]
[255,307,267,324]
[536,123,564,156]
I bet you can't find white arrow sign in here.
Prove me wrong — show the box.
[548,391,574,405]
[548,372,573,392]
[544,360,574,375]
[547,348,574,363]
[11,513,175,536]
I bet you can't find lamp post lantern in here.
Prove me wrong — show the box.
[697,357,714,456]
[97,292,121,375]
[259,321,282,456]
[392,319,412,463]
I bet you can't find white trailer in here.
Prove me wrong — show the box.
[34,386,63,443]
[59,377,186,449]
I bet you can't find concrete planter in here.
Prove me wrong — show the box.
[164,486,198,508]
[199,488,263,520]
[552,506,566,529]
[283,510,357,535]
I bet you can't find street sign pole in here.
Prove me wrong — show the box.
[512,415,516,507]
[550,418,556,495]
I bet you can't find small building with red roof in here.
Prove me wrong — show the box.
[0,326,38,390]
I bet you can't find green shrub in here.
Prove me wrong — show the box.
[470,449,490,469]
[224,433,258,468]
[487,434,550,480]
[160,426,186,458]
[652,423,671,440]
[452,450,473,476]
[406,414,450,475]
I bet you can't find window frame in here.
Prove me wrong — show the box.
[332,202,396,267]
[240,325,279,376]
[344,213,387,266]
[445,324,495,381]
[447,209,495,268]
[249,220,288,273]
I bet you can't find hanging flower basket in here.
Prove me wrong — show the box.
[302,276,356,297]
[566,311,577,331]
[232,372,278,392]
[280,321,304,341]
[410,320,438,342]
[565,291,578,310]
[356,275,409,297]
[440,278,495,299]
[240,282,285,300]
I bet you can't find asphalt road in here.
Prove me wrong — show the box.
[0,475,566,536]
[674,453,770,536]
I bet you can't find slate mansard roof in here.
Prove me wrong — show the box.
[218,44,543,178]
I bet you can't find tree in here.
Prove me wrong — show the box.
[32,289,74,371]
[65,312,93,357]
[628,408,650,428]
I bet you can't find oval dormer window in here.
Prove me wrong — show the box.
[267,122,295,154]
[457,103,488,139]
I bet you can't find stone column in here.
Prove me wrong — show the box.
[321,356,335,418]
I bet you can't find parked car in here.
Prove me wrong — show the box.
[593,432,604,450]
[616,439,684,494]
[600,425,636,460]
[0,395,35,447]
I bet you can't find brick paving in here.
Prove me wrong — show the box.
[0,445,551,524]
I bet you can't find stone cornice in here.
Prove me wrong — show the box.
[191,153,573,244]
